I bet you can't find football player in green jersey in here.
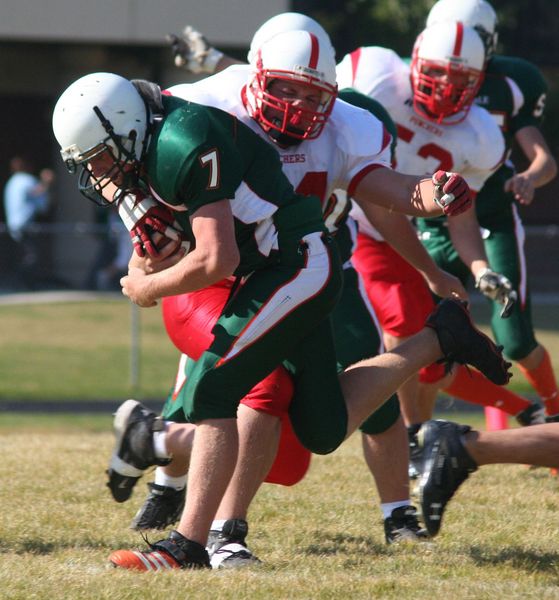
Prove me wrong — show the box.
[52,71,510,570]
[417,0,558,421]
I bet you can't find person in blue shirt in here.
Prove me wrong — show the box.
[3,155,55,288]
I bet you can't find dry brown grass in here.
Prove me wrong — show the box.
[1,413,559,599]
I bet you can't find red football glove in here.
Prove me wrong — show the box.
[118,192,183,258]
[432,170,472,217]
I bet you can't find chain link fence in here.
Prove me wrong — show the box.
[1,222,558,295]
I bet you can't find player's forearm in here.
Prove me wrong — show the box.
[521,151,558,188]
[146,248,238,299]
[354,169,443,219]
[372,210,440,276]
[447,210,489,278]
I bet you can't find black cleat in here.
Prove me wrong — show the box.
[107,399,171,503]
[425,298,512,385]
[384,506,429,544]
[109,529,210,571]
[207,519,261,569]
[516,403,546,427]
[131,483,186,530]
[417,419,478,537]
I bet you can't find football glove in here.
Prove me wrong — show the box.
[118,192,189,258]
[432,170,472,217]
[167,25,224,74]
[475,268,518,318]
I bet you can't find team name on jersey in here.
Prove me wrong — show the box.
[409,115,443,137]
[280,153,307,164]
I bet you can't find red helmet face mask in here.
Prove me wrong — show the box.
[246,29,338,145]
[411,22,485,125]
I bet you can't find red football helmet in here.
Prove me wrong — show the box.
[245,29,338,144]
[410,21,485,124]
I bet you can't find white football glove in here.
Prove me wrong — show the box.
[118,192,190,258]
[475,268,518,318]
[167,25,224,74]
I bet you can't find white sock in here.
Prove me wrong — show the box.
[210,519,227,532]
[153,467,187,490]
[152,428,170,460]
[381,500,411,520]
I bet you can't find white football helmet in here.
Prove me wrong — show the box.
[410,22,486,124]
[245,29,338,144]
[426,0,498,58]
[52,72,150,204]
[247,12,335,65]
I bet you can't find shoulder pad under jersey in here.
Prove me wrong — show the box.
[329,97,392,160]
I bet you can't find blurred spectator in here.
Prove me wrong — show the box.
[3,155,55,289]
[84,207,133,291]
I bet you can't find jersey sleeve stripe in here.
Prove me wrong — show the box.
[347,164,386,198]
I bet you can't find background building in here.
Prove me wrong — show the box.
[0,0,288,287]
[1,0,557,290]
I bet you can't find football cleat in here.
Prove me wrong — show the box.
[425,298,512,385]
[207,519,261,569]
[417,419,478,537]
[384,506,429,544]
[130,483,186,530]
[109,530,210,571]
[515,403,546,427]
[107,399,171,503]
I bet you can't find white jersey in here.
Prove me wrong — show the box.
[167,65,392,239]
[337,46,505,240]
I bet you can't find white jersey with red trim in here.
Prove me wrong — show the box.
[337,46,504,192]
[337,46,505,240]
[167,64,391,209]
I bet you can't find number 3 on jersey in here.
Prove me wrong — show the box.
[397,123,453,173]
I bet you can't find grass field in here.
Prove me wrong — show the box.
[0,296,558,403]
[1,412,559,599]
[1,297,558,598]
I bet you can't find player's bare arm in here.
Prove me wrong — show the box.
[364,203,468,300]
[446,203,490,278]
[352,166,471,219]
[121,200,239,306]
[505,126,558,205]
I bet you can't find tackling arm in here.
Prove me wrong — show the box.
[352,167,472,219]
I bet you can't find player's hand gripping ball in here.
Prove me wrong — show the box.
[118,191,190,258]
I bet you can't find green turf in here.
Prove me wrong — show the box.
[0,297,557,403]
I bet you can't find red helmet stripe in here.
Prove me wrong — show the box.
[308,33,319,68]
[350,48,362,85]
[453,22,464,57]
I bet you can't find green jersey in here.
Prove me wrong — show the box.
[143,95,326,276]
